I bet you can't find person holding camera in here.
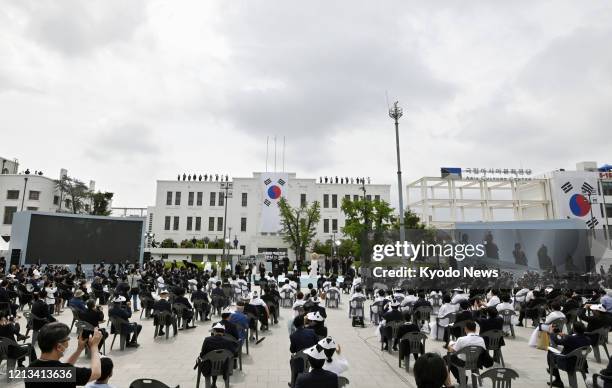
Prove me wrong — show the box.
[26,322,103,387]
[79,299,109,352]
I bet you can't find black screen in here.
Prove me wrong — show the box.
[26,214,143,264]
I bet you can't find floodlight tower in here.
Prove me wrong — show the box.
[389,101,406,250]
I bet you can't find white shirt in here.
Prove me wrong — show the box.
[452,333,486,361]
[350,292,366,301]
[487,296,500,307]
[249,297,267,308]
[401,295,418,306]
[544,311,565,324]
[45,287,57,304]
[437,303,459,327]
[451,293,469,305]
[496,302,514,312]
[323,356,349,375]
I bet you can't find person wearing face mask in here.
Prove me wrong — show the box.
[26,322,102,388]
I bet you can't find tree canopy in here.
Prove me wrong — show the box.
[278,197,321,261]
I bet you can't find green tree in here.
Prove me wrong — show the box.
[312,239,332,256]
[160,238,177,248]
[90,191,114,216]
[395,208,427,230]
[54,175,91,214]
[180,239,195,248]
[278,197,321,262]
[341,197,395,264]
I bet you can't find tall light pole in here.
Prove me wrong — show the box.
[389,101,406,250]
[220,182,233,265]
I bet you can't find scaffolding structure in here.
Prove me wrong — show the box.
[406,177,552,228]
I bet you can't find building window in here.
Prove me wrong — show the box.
[84,204,90,212]
[164,216,171,230]
[366,195,372,201]
[196,192,203,206]
[166,191,172,205]
[27,207,38,211]
[65,199,71,208]
[323,219,329,233]
[53,195,59,205]
[173,216,179,230]
[217,217,223,231]
[603,182,612,196]
[323,194,329,208]
[175,192,181,206]
[218,192,224,207]
[375,195,380,201]
[195,217,201,231]
[208,217,215,231]
[6,190,19,200]
[188,192,194,206]
[344,194,350,202]
[332,219,338,233]
[29,191,40,200]
[332,194,338,208]
[210,192,216,206]
[3,206,17,224]
[606,204,612,218]
[241,217,247,232]
[353,195,359,201]
[300,194,307,207]
[242,192,248,207]
[187,216,193,231]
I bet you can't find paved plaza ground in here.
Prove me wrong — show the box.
[5,293,602,387]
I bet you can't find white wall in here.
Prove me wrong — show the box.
[147,172,391,259]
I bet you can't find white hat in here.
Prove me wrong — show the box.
[160,290,169,295]
[212,322,225,331]
[222,307,234,315]
[303,345,326,360]
[313,311,325,321]
[590,304,606,313]
[157,276,165,283]
[318,336,337,350]
[188,279,197,284]
[114,296,126,302]
[452,288,463,292]
[306,312,317,321]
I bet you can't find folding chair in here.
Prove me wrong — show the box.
[129,378,179,388]
[76,320,106,355]
[338,376,350,387]
[173,304,190,330]
[593,373,612,388]
[412,306,433,330]
[548,345,591,388]
[222,333,242,371]
[290,350,310,388]
[479,367,519,388]
[398,332,427,372]
[153,311,176,339]
[326,290,340,308]
[196,349,233,388]
[68,306,81,332]
[381,321,403,353]
[450,346,484,388]
[370,301,385,325]
[109,316,130,351]
[586,326,610,363]
[0,338,19,382]
[481,329,505,366]
[498,309,516,338]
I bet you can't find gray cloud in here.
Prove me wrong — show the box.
[12,0,147,56]
[87,123,160,162]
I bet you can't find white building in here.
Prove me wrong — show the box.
[146,172,390,260]
[0,157,99,247]
[407,162,612,241]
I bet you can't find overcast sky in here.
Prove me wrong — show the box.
[1,1,610,208]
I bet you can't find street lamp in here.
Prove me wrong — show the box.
[145,232,155,248]
[389,101,406,253]
[220,181,233,267]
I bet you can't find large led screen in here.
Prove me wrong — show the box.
[25,214,143,264]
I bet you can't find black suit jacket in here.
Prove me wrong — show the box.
[383,309,404,323]
[79,308,104,328]
[557,333,591,355]
[478,316,503,334]
[290,327,318,353]
[295,368,338,388]
[153,299,172,313]
[31,300,53,330]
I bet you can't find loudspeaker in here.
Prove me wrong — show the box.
[585,255,595,273]
[10,249,21,267]
[143,251,151,263]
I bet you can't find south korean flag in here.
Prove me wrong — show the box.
[261,173,288,232]
[559,177,600,229]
